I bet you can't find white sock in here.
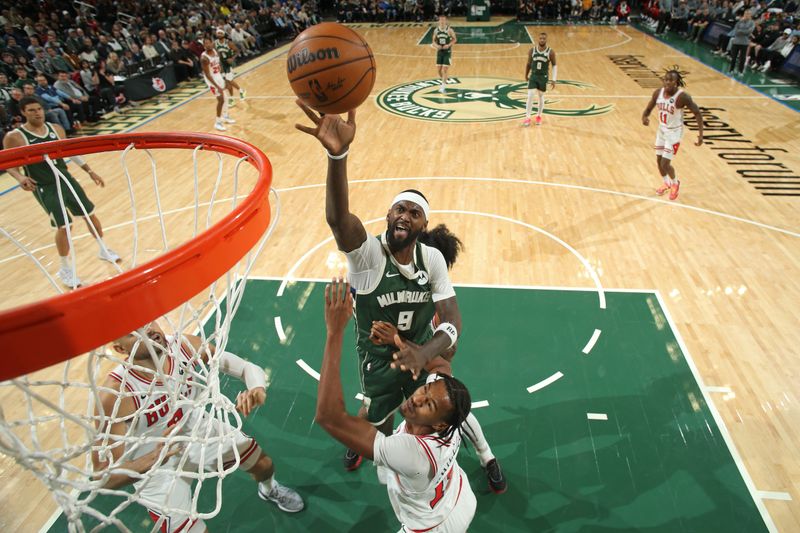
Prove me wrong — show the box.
[216,116,223,123]
[222,96,229,117]
[662,175,670,186]
[259,475,274,493]
[525,90,533,119]
[537,92,545,117]
[462,412,495,467]
[60,256,70,269]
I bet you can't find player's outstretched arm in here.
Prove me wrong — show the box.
[295,100,367,253]
[680,92,704,146]
[316,278,377,459]
[1,130,36,191]
[642,88,659,126]
[183,334,267,417]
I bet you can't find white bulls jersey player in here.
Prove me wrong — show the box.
[107,336,262,532]
[94,325,305,532]
[374,419,476,533]
[201,48,225,95]
[654,87,685,159]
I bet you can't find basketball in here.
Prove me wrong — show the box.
[287,23,376,114]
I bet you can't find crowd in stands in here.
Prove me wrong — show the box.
[0,0,321,144]
[335,0,469,22]
[517,0,632,23]
[640,0,799,74]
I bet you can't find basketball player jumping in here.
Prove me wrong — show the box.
[93,322,304,532]
[317,278,477,533]
[433,15,457,94]
[2,96,120,289]
[641,69,704,200]
[201,37,235,131]
[523,32,557,127]
[214,29,246,107]
[295,100,507,494]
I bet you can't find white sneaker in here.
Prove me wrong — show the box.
[214,121,226,131]
[438,86,446,93]
[57,267,82,289]
[257,480,304,513]
[98,247,120,263]
[223,116,236,124]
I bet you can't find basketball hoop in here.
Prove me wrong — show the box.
[0,132,278,532]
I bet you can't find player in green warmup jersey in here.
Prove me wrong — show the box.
[2,96,120,289]
[215,29,246,106]
[523,32,557,127]
[433,15,457,93]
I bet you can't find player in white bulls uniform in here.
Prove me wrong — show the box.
[201,37,235,132]
[317,279,476,532]
[642,69,704,201]
[92,322,304,533]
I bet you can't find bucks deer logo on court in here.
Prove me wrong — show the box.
[377,76,613,123]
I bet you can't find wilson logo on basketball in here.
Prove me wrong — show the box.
[287,47,340,74]
[377,77,614,123]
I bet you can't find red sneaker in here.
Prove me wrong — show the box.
[669,181,681,200]
[535,115,542,126]
[656,184,670,196]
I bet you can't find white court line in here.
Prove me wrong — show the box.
[278,209,607,311]
[655,291,777,533]
[527,371,564,393]
[273,177,799,238]
[587,413,608,420]
[704,386,733,394]
[471,400,490,409]
[756,491,792,501]
[251,274,656,294]
[6,174,796,268]
[274,316,287,343]
[296,358,320,381]
[582,329,602,354]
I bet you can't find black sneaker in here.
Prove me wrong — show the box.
[484,458,507,494]
[343,448,363,471]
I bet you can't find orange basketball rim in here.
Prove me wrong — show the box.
[0,133,272,381]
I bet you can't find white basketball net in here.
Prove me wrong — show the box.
[0,142,278,532]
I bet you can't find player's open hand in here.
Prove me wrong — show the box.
[17,176,37,192]
[236,387,266,417]
[324,277,353,333]
[369,321,398,346]
[295,100,356,157]
[391,335,427,380]
[89,171,105,187]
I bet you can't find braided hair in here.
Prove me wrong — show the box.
[436,374,472,446]
[664,65,688,87]
[418,224,464,269]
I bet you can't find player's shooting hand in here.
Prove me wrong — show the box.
[391,335,427,380]
[324,277,353,333]
[236,387,266,417]
[17,176,37,191]
[369,321,398,345]
[295,99,356,157]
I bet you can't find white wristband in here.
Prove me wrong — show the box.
[326,148,349,160]
[219,350,266,390]
[434,322,458,349]
[72,155,86,167]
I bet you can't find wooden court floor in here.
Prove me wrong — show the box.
[0,21,797,532]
